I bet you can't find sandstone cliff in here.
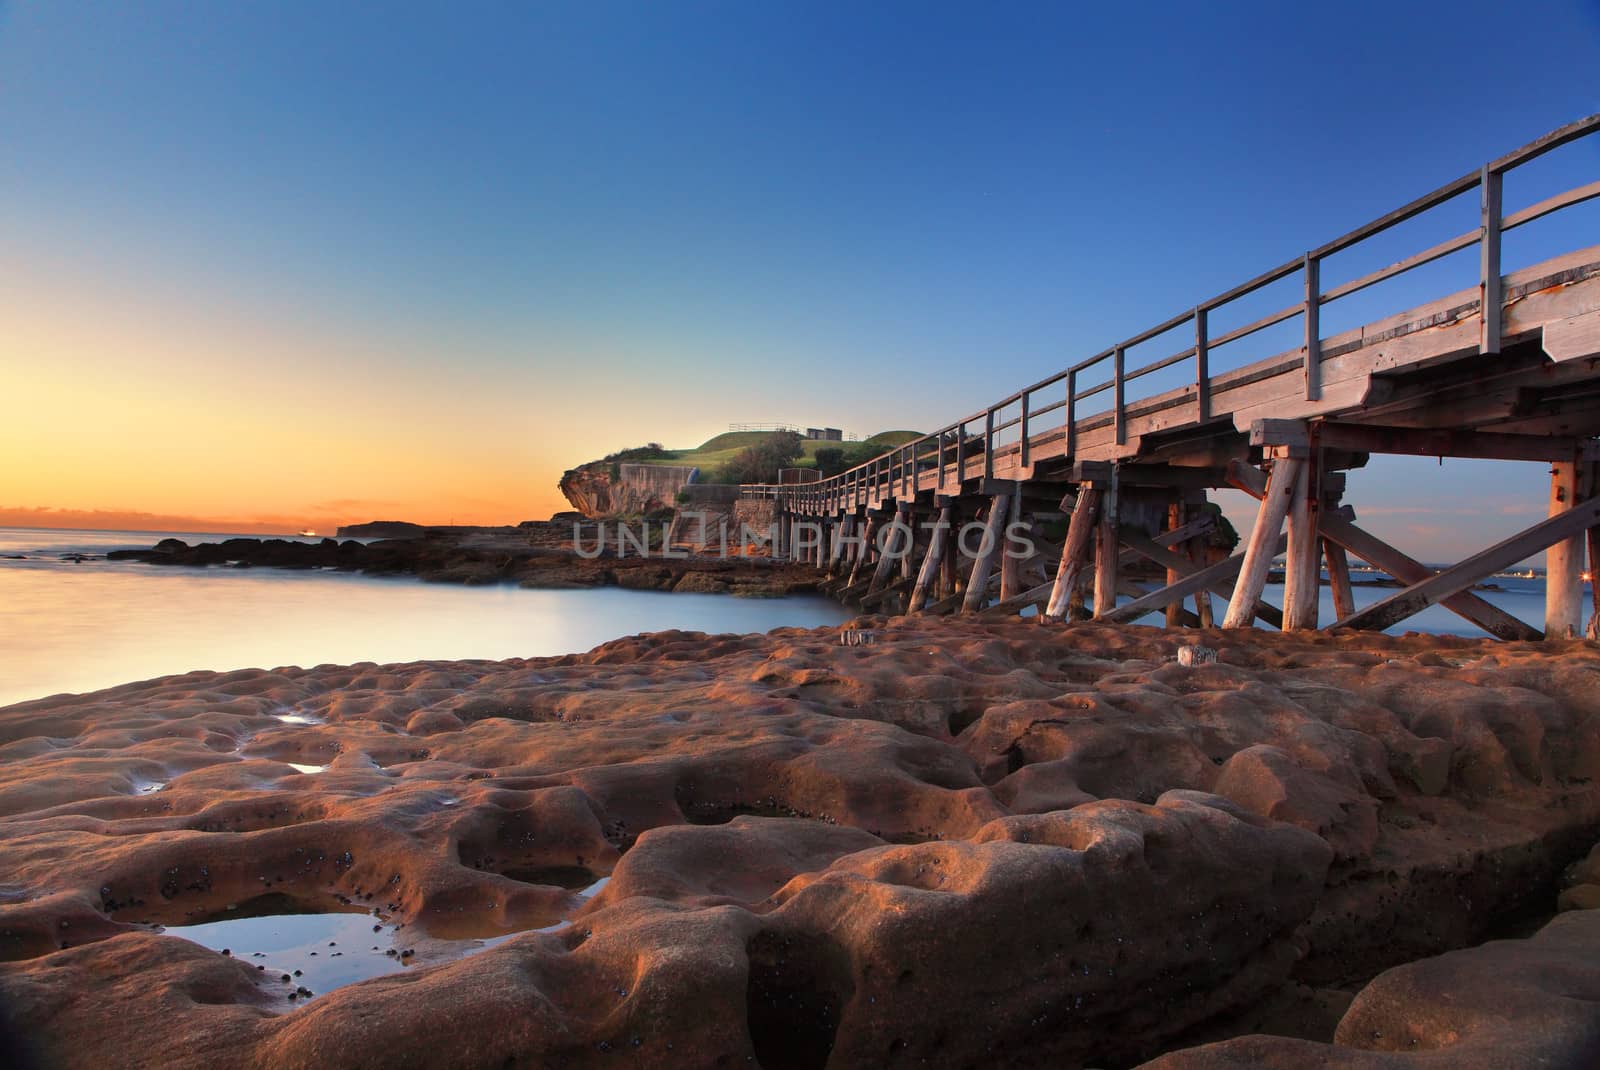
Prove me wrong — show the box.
[559,462,699,517]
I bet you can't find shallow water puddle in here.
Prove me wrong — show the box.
[285,763,325,774]
[161,911,408,1002]
[273,712,319,726]
[160,876,612,1008]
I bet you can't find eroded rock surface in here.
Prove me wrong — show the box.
[2,619,1598,1068]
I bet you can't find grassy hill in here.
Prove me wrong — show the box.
[636,430,922,472]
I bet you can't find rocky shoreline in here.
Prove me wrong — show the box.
[3,620,1600,1067]
[104,523,822,598]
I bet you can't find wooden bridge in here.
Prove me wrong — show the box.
[739,116,1600,640]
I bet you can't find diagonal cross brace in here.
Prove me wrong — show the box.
[1334,493,1600,633]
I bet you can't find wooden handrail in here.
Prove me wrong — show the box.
[742,116,1600,508]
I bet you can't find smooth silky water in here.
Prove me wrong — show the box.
[0,527,854,708]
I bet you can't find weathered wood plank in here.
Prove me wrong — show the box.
[869,508,911,594]
[1546,461,1587,639]
[1093,491,1119,617]
[1164,501,1186,628]
[1335,493,1600,633]
[1266,421,1600,463]
[909,505,953,614]
[1101,533,1288,625]
[845,515,880,589]
[1590,525,1600,641]
[1326,542,1356,620]
[1224,458,1303,628]
[962,494,1012,613]
[1115,577,1202,627]
[1119,529,1285,630]
[1282,455,1321,631]
[857,576,912,610]
[1044,488,1102,620]
[826,514,855,577]
[1227,457,1540,641]
[1000,496,1025,602]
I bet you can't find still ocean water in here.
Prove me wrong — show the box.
[0,526,1561,708]
[0,527,854,708]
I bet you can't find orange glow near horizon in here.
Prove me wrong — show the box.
[1,249,730,534]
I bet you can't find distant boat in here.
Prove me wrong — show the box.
[298,529,316,537]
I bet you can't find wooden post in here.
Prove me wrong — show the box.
[1193,571,1215,626]
[1589,523,1600,641]
[1000,493,1023,602]
[1164,500,1185,628]
[962,494,1011,613]
[1044,488,1101,620]
[1223,457,1304,628]
[869,508,909,595]
[1093,489,1119,617]
[846,515,879,588]
[1282,452,1321,631]
[909,505,953,614]
[1303,253,1322,401]
[1113,345,1126,446]
[942,526,960,601]
[1480,164,1502,355]
[900,515,918,581]
[1547,460,1586,639]
[827,515,854,577]
[1326,543,1357,621]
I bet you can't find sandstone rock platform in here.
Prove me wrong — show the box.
[2,619,1599,1068]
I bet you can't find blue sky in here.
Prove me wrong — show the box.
[1,1,1598,553]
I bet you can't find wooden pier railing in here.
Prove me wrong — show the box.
[741,115,1600,518]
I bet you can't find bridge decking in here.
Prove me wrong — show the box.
[738,117,1600,640]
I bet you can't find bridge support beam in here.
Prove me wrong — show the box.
[1000,492,1024,603]
[832,515,857,575]
[868,508,909,595]
[1045,486,1103,621]
[1546,460,1592,639]
[1335,491,1600,634]
[1282,451,1322,631]
[1326,542,1357,620]
[1118,524,1290,629]
[1224,456,1302,629]
[1590,525,1600,640]
[900,511,920,583]
[845,514,880,589]
[910,505,953,614]
[962,494,1012,613]
[1093,486,1119,617]
[1102,533,1288,625]
[1228,458,1539,641]
[1164,500,1187,628]
[942,521,961,602]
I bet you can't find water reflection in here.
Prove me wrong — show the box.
[0,528,853,708]
[159,876,611,1007]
